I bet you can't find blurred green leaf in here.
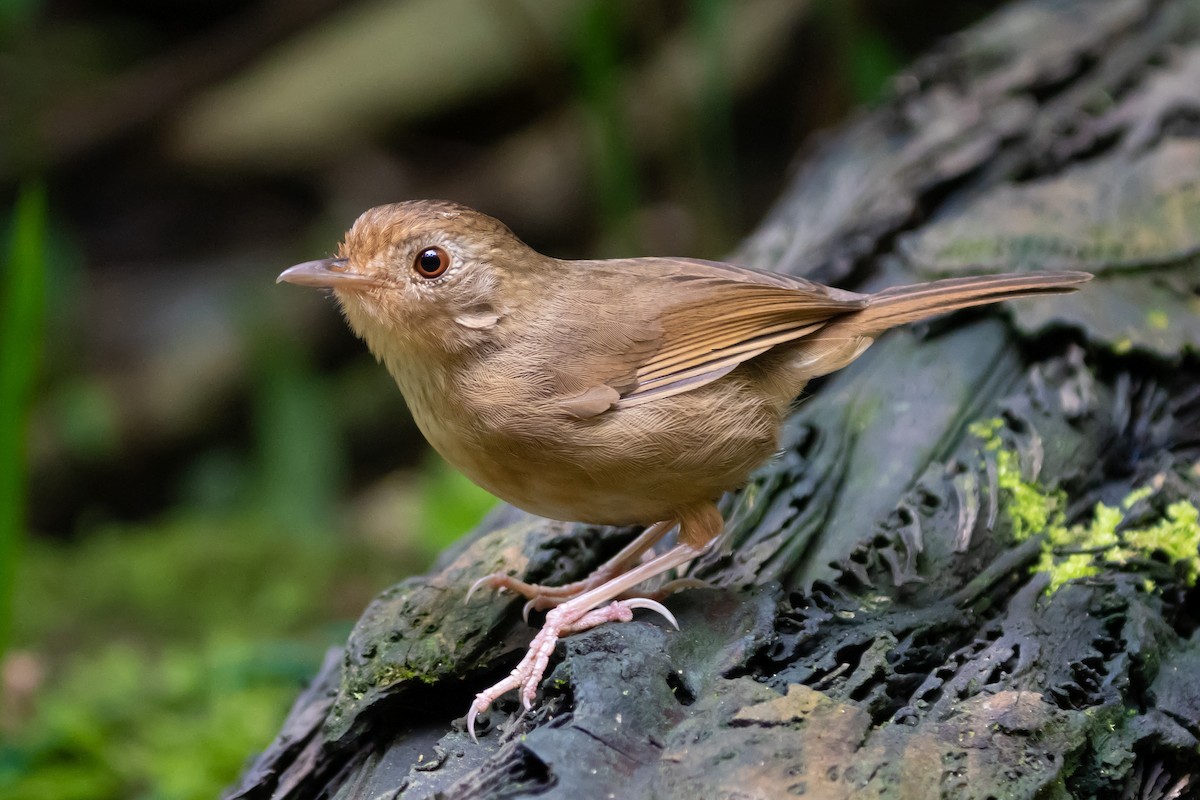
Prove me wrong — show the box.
[685,0,738,246]
[249,331,344,538]
[419,455,497,554]
[574,0,640,250]
[0,0,39,36]
[0,182,46,668]
[819,0,904,103]
[845,27,903,103]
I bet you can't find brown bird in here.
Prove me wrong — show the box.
[278,200,1090,739]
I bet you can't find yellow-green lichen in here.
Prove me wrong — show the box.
[1053,502,1122,550]
[967,418,1004,450]
[1122,501,1200,584]
[1040,552,1100,588]
[365,662,441,689]
[969,418,1066,542]
[1033,501,1121,591]
[1146,310,1169,330]
[970,419,1200,593]
[1033,495,1198,593]
[1121,486,1153,510]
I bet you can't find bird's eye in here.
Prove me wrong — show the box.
[414,246,450,279]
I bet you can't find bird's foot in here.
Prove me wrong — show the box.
[465,520,677,613]
[466,571,565,605]
[466,571,617,619]
[466,572,711,620]
[465,596,677,741]
[463,526,714,742]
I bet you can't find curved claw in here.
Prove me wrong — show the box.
[465,574,496,605]
[622,597,680,630]
[466,705,481,743]
[522,598,537,623]
[466,675,521,742]
[467,572,521,605]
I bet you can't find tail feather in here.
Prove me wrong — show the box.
[775,270,1092,391]
[847,270,1092,335]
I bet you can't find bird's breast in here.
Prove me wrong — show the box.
[389,356,786,526]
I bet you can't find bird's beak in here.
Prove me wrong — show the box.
[276,257,380,289]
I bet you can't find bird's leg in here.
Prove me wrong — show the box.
[466,541,701,740]
[466,502,723,741]
[467,519,675,610]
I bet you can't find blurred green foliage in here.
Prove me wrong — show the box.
[0,641,306,800]
[573,1,642,252]
[1,183,47,666]
[818,0,904,103]
[43,379,122,464]
[418,454,500,556]
[0,514,402,800]
[0,0,39,36]
[687,0,738,232]
[249,329,344,538]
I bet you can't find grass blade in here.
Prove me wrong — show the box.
[0,182,48,669]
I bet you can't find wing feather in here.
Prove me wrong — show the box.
[548,257,868,415]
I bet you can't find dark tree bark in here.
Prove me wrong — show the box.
[227,0,1200,797]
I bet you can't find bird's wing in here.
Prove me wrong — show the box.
[552,258,868,417]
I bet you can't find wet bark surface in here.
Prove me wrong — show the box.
[227,0,1200,797]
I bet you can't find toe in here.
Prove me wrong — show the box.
[622,597,680,630]
[465,573,501,604]
[466,699,485,742]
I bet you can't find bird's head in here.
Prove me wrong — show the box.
[278,200,540,363]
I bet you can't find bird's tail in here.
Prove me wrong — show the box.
[845,270,1092,337]
[775,270,1091,390]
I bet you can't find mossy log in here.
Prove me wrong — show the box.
[227,0,1200,797]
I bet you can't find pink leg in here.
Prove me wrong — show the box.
[466,540,706,741]
[466,520,675,611]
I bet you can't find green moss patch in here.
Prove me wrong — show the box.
[970,419,1200,593]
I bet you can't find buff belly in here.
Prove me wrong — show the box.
[409,375,785,526]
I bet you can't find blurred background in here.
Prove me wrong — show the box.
[0,1,1004,797]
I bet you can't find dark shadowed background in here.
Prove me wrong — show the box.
[0,1,1003,797]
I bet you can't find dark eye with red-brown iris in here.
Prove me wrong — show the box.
[414,246,450,279]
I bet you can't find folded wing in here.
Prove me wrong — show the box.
[553,258,868,416]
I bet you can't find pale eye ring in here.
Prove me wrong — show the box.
[414,246,450,279]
